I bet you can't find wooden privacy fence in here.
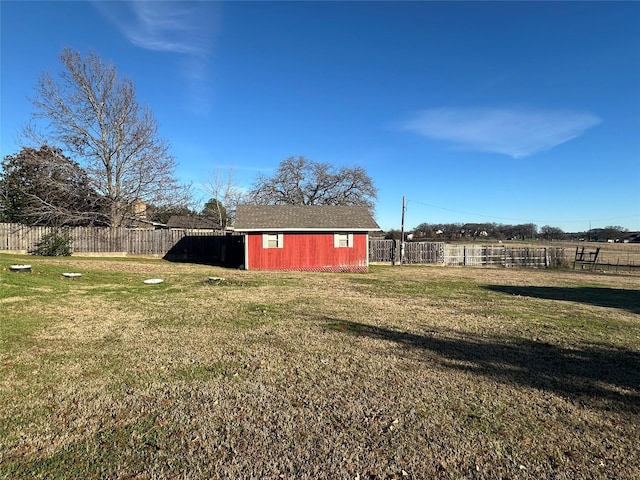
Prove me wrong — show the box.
[0,223,244,266]
[370,240,567,268]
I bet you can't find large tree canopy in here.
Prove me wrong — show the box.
[202,198,228,227]
[0,145,104,226]
[247,156,377,211]
[25,48,186,226]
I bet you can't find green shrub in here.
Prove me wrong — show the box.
[32,229,72,256]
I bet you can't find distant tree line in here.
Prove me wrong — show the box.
[385,222,631,243]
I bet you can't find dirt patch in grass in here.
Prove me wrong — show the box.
[1,259,638,479]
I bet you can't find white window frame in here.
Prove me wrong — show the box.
[262,233,284,249]
[334,233,354,248]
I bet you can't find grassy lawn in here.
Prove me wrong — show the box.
[1,254,639,479]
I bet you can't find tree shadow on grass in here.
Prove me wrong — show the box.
[324,319,640,412]
[484,285,640,314]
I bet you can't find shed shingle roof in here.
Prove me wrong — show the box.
[234,205,380,231]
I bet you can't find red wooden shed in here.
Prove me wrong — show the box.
[233,205,381,272]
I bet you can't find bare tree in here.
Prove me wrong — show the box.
[247,156,377,212]
[24,48,187,227]
[203,167,246,228]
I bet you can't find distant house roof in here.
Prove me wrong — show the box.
[166,215,221,230]
[234,205,380,232]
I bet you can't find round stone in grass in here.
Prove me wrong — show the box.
[10,264,32,273]
[62,272,82,279]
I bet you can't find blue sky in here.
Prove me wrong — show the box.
[1,1,639,233]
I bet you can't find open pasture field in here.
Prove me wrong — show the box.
[1,254,639,479]
[570,241,640,271]
[510,240,640,272]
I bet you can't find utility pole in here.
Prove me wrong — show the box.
[400,196,406,266]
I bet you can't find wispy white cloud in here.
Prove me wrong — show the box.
[94,1,215,57]
[402,107,601,158]
[93,1,219,116]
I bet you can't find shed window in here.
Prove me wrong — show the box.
[334,233,353,248]
[263,233,284,249]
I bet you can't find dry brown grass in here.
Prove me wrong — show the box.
[1,256,639,479]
